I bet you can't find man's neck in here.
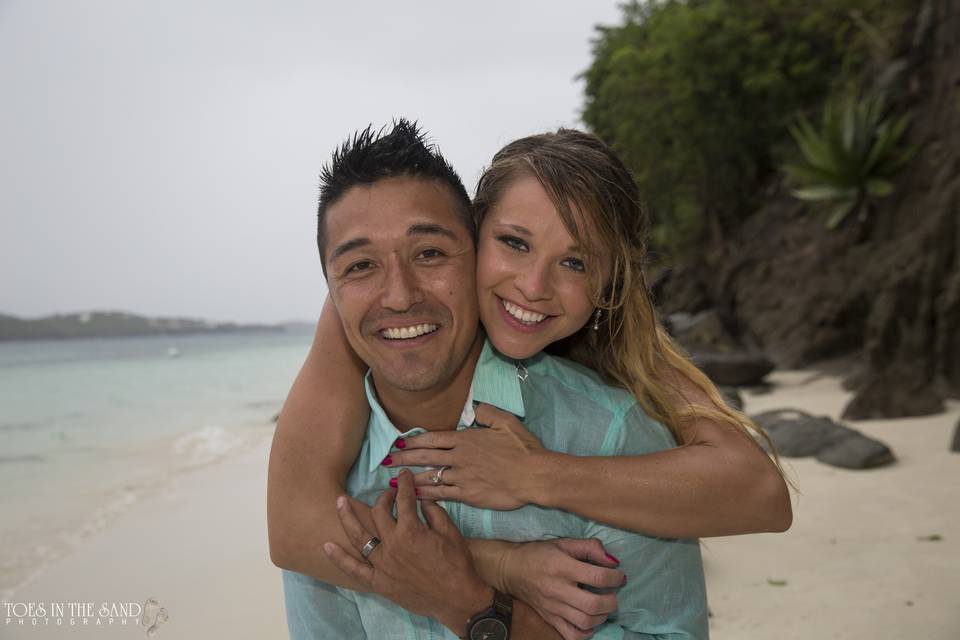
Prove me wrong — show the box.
[372,334,484,431]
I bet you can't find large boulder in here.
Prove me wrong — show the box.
[752,409,895,469]
[666,310,740,354]
[815,435,896,470]
[692,351,775,387]
[841,365,944,420]
[751,409,840,456]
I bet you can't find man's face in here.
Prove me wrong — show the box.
[323,176,479,393]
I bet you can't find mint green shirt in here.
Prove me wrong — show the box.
[283,339,709,639]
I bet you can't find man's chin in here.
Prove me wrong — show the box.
[376,367,447,393]
[367,351,448,392]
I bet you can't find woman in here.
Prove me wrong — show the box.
[269,129,791,637]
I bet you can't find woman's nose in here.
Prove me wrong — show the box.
[513,260,554,301]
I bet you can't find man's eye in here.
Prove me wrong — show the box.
[417,248,446,260]
[345,260,374,275]
[498,235,529,252]
[562,257,586,273]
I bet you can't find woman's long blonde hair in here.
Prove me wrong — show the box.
[473,129,783,468]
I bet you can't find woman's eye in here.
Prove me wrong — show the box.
[498,235,529,252]
[562,257,586,273]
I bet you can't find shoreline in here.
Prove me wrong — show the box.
[0,423,274,605]
[4,369,958,638]
[3,436,286,639]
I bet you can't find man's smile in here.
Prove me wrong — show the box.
[380,323,440,340]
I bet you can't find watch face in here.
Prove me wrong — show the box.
[470,617,508,640]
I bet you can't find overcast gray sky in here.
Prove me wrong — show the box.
[0,0,624,324]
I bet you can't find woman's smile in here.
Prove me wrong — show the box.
[496,295,554,332]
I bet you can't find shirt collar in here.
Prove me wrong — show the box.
[472,338,526,420]
[364,338,526,473]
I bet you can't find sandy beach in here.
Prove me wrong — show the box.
[705,372,960,639]
[3,435,286,639]
[4,369,958,639]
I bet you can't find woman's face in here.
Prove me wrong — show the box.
[476,175,610,360]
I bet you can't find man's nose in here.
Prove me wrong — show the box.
[379,258,424,312]
[513,259,554,302]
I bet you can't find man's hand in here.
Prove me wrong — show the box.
[323,469,493,637]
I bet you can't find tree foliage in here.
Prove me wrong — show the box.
[581,0,911,255]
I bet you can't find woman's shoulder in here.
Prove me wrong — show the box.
[525,351,676,456]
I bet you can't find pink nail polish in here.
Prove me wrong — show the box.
[382,455,393,466]
[389,478,398,488]
[605,553,620,564]
[395,438,407,449]
[622,575,628,585]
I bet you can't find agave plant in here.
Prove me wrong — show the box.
[784,92,915,229]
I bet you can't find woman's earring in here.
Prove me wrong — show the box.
[592,307,603,331]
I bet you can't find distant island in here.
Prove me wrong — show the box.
[0,311,314,341]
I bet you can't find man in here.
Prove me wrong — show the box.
[280,120,708,639]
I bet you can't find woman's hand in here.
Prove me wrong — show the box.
[386,403,550,509]
[322,469,493,636]
[499,538,624,640]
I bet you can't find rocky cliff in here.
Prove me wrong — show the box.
[659,0,959,419]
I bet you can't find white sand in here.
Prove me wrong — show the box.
[3,437,287,639]
[5,370,958,639]
[705,371,960,639]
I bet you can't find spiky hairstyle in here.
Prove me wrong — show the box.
[316,119,473,275]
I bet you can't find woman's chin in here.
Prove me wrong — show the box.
[484,330,548,361]
[497,345,541,360]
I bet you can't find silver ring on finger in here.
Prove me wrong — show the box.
[360,536,381,559]
[432,465,449,486]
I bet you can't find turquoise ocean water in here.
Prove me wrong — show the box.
[0,331,313,600]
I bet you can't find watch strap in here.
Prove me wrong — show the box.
[491,589,513,619]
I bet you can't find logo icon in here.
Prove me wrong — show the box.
[139,599,168,636]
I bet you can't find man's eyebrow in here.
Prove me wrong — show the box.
[329,237,370,262]
[407,223,460,241]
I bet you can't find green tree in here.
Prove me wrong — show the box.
[582,0,910,256]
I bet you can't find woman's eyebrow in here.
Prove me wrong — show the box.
[500,222,587,253]
[499,222,585,253]
[500,223,532,236]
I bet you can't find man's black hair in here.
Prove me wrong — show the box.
[317,119,474,276]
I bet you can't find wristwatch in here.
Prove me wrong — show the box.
[465,589,513,640]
